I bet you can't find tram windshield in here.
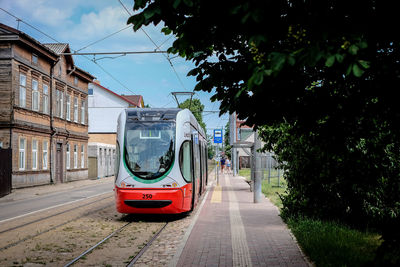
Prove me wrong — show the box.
[124,121,175,180]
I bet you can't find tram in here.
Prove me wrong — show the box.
[114,108,208,214]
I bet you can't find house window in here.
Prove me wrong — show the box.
[74,76,78,86]
[32,54,38,65]
[32,79,40,111]
[19,138,26,170]
[19,73,26,108]
[81,145,85,168]
[74,144,78,168]
[81,100,85,124]
[43,84,49,114]
[56,90,64,118]
[66,95,71,121]
[58,64,62,78]
[74,97,78,122]
[43,140,48,170]
[66,144,70,169]
[32,139,38,170]
[88,88,93,95]
[0,141,3,148]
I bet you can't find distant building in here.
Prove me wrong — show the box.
[87,81,143,178]
[235,118,254,168]
[0,23,95,192]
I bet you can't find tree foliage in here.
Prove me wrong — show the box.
[129,1,400,263]
[178,98,206,132]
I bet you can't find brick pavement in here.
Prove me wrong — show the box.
[172,173,311,267]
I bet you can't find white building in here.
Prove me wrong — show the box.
[87,81,143,178]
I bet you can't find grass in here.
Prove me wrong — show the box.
[287,217,382,267]
[238,168,382,267]
[238,168,286,208]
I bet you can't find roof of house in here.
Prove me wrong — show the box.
[43,43,69,54]
[121,95,143,107]
[92,82,143,107]
[43,43,95,81]
[0,23,58,61]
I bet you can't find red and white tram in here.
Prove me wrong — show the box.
[114,108,208,214]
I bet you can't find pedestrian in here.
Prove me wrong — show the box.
[220,156,226,173]
[226,158,231,173]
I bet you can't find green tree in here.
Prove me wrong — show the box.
[224,122,231,159]
[178,98,206,132]
[128,1,400,263]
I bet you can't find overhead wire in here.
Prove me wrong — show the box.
[0,7,145,103]
[0,8,60,43]
[117,0,188,92]
[75,25,132,52]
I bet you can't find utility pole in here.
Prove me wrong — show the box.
[229,112,238,176]
[253,129,263,203]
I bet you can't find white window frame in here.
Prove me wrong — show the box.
[43,84,49,114]
[74,144,78,169]
[81,100,85,124]
[59,91,63,118]
[74,76,78,86]
[43,140,48,170]
[19,138,26,170]
[66,95,71,121]
[19,73,26,108]
[32,79,40,111]
[66,144,70,169]
[32,54,38,65]
[58,64,62,78]
[32,139,38,170]
[81,145,84,168]
[74,97,78,122]
[56,90,64,118]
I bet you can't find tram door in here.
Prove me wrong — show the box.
[191,131,201,208]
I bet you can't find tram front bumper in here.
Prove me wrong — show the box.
[115,187,185,214]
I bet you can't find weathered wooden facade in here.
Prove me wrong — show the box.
[0,23,95,189]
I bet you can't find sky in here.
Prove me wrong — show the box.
[0,0,229,137]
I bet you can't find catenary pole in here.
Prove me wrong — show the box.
[253,129,263,203]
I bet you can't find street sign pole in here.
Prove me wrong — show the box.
[214,129,223,185]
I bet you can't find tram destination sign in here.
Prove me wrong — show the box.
[214,129,223,144]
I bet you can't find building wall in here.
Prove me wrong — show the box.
[0,28,93,188]
[11,129,51,187]
[88,82,128,133]
[88,133,116,145]
[88,142,116,179]
[0,46,12,123]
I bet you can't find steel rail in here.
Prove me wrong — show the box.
[0,195,113,234]
[126,222,169,267]
[0,203,114,251]
[64,222,132,267]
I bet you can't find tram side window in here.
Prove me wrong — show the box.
[194,143,201,180]
[115,141,120,179]
[180,141,192,182]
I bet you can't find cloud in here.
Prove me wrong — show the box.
[62,6,128,41]
[11,0,75,27]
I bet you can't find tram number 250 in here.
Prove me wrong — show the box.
[142,194,153,200]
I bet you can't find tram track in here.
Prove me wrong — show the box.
[61,221,169,267]
[0,202,114,251]
[0,194,113,235]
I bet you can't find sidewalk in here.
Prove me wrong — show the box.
[172,173,311,267]
[0,176,114,204]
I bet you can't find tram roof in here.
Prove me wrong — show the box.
[125,108,181,121]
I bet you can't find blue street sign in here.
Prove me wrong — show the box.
[214,129,223,143]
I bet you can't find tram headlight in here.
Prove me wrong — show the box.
[120,181,135,188]
[163,182,178,188]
